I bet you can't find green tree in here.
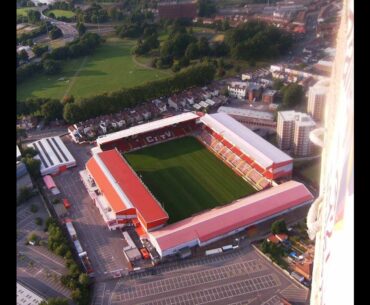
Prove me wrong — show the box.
[62,95,75,105]
[18,49,29,62]
[22,157,41,178]
[39,298,69,305]
[79,273,90,286]
[16,127,27,144]
[273,78,284,90]
[41,99,63,122]
[77,22,86,36]
[27,10,41,23]
[49,27,63,40]
[198,0,217,17]
[43,59,62,75]
[32,45,49,57]
[281,83,304,108]
[261,239,270,253]
[22,146,37,158]
[185,42,200,60]
[198,37,210,57]
[17,186,34,204]
[63,102,83,123]
[35,217,43,226]
[271,219,288,234]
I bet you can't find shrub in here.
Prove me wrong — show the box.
[35,217,43,226]
[30,204,39,213]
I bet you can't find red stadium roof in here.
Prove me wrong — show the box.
[149,181,313,252]
[86,149,169,228]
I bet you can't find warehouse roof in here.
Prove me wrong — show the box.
[218,106,274,121]
[27,136,76,176]
[86,149,169,227]
[97,112,199,146]
[149,181,313,252]
[200,113,292,168]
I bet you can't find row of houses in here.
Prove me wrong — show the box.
[227,81,278,104]
[68,84,226,143]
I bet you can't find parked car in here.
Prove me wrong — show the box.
[63,198,71,209]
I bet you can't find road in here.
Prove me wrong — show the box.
[22,126,68,143]
[36,5,78,42]
[17,194,72,300]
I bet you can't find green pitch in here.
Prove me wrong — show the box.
[125,137,257,224]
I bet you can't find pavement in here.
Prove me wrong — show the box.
[91,244,309,305]
[16,194,72,300]
[52,137,131,280]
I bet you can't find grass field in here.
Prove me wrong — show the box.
[47,9,76,18]
[17,8,35,17]
[125,137,257,223]
[17,38,169,101]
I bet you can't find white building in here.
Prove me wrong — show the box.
[307,80,329,122]
[228,82,248,99]
[17,282,45,305]
[293,113,316,157]
[277,111,316,156]
[28,136,77,176]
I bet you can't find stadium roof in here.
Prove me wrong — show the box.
[28,136,76,176]
[86,149,169,227]
[200,113,292,168]
[97,112,199,146]
[149,181,313,252]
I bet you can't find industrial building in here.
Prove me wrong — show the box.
[217,106,276,131]
[28,136,76,176]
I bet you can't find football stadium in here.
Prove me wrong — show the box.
[80,112,313,257]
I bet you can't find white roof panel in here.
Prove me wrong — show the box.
[218,106,274,121]
[97,112,199,145]
[28,136,76,176]
[200,113,292,168]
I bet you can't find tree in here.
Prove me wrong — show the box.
[42,59,62,75]
[62,95,75,105]
[281,83,304,108]
[271,219,288,234]
[63,102,83,123]
[22,157,41,178]
[273,78,284,90]
[77,22,86,36]
[32,45,49,57]
[198,37,210,57]
[16,127,27,143]
[18,50,29,62]
[79,273,90,286]
[261,239,271,253]
[49,27,63,40]
[17,186,34,204]
[71,288,82,302]
[41,99,63,122]
[39,298,69,305]
[22,146,37,158]
[185,42,200,60]
[27,10,41,23]
[198,0,217,17]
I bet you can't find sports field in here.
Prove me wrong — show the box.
[47,9,76,18]
[17,8,35,17]
[125,137,257,223]
[17,38,170,101]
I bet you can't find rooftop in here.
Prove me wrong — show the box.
[200,113,292,168]
[86,149,169,228]
[218,106,274,121]
[97,112,199,146]
[150,181,313,252]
